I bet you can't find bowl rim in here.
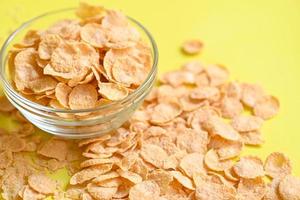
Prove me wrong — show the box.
[0,7,158,114]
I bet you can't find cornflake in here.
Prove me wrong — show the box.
[27,174,57,194]
[233,156,264,179]
[236,178,266,200]
[204,149,233,171]
[253,95,280,120]
[68,84,98,110]
[195,179,236,200]
[182,39,203,55]
[278,175,300,200]
[129,180,160,200]
[87,184,117,200]
[264,152,292,178]
[37,138,68,161]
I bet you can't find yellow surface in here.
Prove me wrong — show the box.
[0,0,299,187]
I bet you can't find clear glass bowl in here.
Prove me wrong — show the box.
[0,8,158,138]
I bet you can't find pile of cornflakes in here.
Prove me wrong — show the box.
[9,3,152,112]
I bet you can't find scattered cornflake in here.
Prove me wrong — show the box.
[87,184,117,200]
[240,130,264,146]
[169,170,195,190]
[129,180,160,200]
[92,171,120,184]
[233,156,264,179]
[150,101,182,125]
[278,175,300,200]
[147,169,173,192]
[209,135,243,160]
[182,39,203,55]
[205,65,229,86]
[264,178,282,200]
[264,152,292,179]
[231,115,264,132]
[0,135,25,152]
[253,95,280,120]
[179,153,205,178]
[70,164,113,185]
[37,138,68,161]
[28,174,57,194]
[117,169,143,184]
[140,144,168,168]
[203,116,240,141]
[236,178,266,200]
[220,96,244,118]
[204,149,233,172]
[195,178,236,200]
[22,185,46,200]
[241,83,265,107]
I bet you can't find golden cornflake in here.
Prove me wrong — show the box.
[37,139,68,161]
[87,183,117,200]
[98,82,128,101]
[220,96,244,119]
[68,84,98,110]
[28,174,57,194]
[182,39,203,55]
[22,185,46,200]
[55,83,72,108]
[205,64,229,86]
[140,144,168,168]
[240,130,264,146]
[92,171,119,184]
[0,135,25,152]
[203,116,240,141]
[179,153,206,178]
[209,135,243,160]
[80,23,109,48]
[241,83,265,107]
[150,101,182,125]
[195,179,236,200]
[169,170,195,190]
[264,152,292,179]
[129,180,160,200]
[278,175,300,200]
[70,164,113,185]
[38,33,62,60]
[233,156,264,179]
[231,115,264,132]
[190,86,220,102]
[147,169,173,192]
[253,95,280,120]
[117,169,143,184]
[236,178,266,200]
[204,149,233,172]
[264,178,282,200]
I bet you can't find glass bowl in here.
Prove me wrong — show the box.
[0,8,158,139]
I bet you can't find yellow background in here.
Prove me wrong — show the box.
[0,0,299,182]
